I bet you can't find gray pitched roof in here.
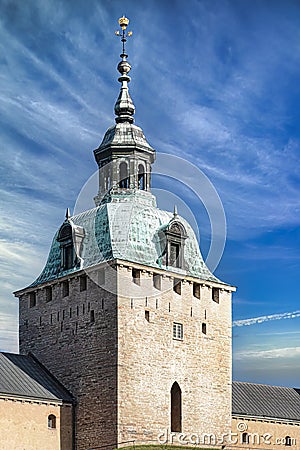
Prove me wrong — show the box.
[233,381,300,422]
[0,352,73,403]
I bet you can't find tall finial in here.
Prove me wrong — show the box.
[115,16,133,56]
[114,16,135,124]
[65,208,71,221]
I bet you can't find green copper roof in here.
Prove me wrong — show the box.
[30,191,221,288]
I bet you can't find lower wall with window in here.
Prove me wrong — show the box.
[232,416,300,448]
[117,263,233,445]
[0,398,73,450]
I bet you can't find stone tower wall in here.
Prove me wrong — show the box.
[117,262,233,446]
[18,260,233,449]
[18,264,118,450]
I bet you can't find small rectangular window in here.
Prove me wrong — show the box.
[212,287,219,303]
[29,292,36,308]
[45,286,52,302]
[145,310,150,322]
[62,280,69,297]
[202,323,207,334]
[153,274,161,290]
[173,278,181,295]
[80,275,87,291]
[193,282,200,299]
[173,322,183,340]
[98,269,105,285]
[132,268,141,285]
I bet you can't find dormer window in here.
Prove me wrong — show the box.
[57,215,85,272]
[57,223,75,270]
[165,221,187,269]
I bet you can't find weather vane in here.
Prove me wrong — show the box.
[115,16,133,55]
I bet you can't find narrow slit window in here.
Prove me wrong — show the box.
[90,310,95,323]
[202,323,207,334]
[145,310,150,322]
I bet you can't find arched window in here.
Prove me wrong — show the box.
[166,222,187,269]
[285,436,292,447]
[48,414,56,429]
[119,162,129,188]
[138,164,145,190]
[57,224,74,270]
[242,433,249,444]
[171,382,182,432]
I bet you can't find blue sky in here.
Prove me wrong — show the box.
[1,0,300,386]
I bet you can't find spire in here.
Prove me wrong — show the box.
[114,16,135,124]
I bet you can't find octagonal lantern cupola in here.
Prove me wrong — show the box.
[94,16,156,206]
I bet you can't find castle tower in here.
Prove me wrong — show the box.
[15,17,235,450]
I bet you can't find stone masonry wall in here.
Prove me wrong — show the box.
[18,263,118,450]
[18,260,233,449]
[117,262,233,447]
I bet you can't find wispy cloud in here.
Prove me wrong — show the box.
[0,311,18,354]
[233,310,300,328]
[234,346,300,361]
